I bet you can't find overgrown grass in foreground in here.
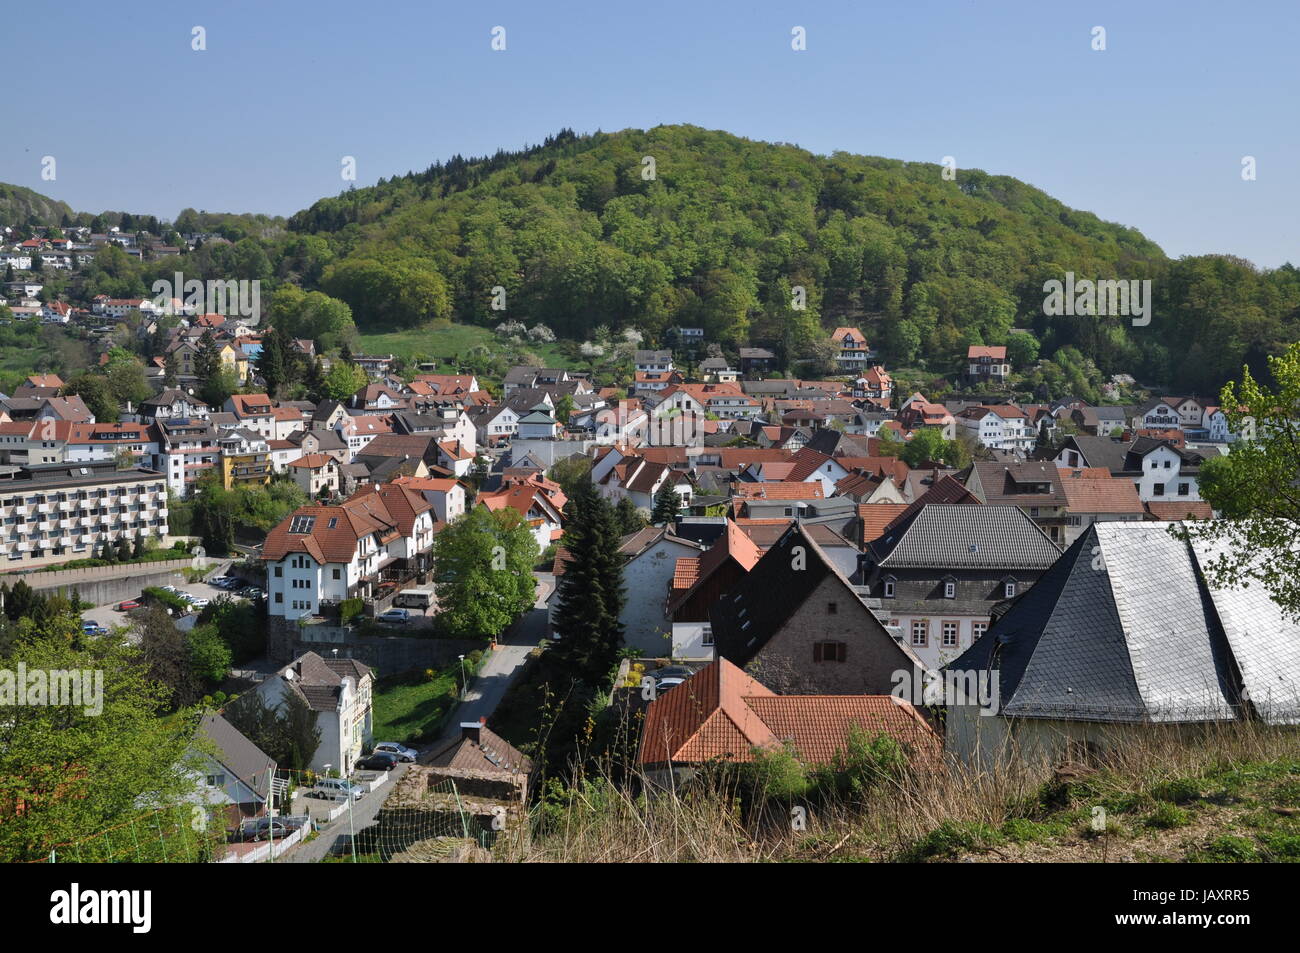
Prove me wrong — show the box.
[490,723,1300,863]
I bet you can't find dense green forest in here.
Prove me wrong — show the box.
[8,126,1300,395]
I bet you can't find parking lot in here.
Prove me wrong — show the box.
[79,566,263,638]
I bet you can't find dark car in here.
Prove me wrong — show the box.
[647,665,694,681]
[356,752,400,772]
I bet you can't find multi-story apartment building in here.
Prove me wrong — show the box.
[154,418,219,497]
[218,428,272,489]
[955,404,1035,452]
[0,460,169,568]
[262,482,435,621]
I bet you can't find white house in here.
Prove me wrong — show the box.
[547,526,704,656]
[254,653,373,776]
[262,483,435,621]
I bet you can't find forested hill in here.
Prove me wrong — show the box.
[286,125,1300,394]
[0,184,73,227]
[6,126,1299,397]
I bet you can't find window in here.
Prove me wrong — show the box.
[274,566,282,577]
[942,621,959,647]
[333,568,341,579]
[911,620,928,646]
[1178,482,1190,496]
[827,602,838,615]
[1153,483,1165,497]
[944,581,956,599]
[973,621,988,642]
[1004,580,1017,599]
[883,577,895,598]
[814,641,846,662]
[1163,460,1171,469]
[701,624,713,647]
[274,593,283,603]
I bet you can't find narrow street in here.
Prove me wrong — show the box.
[282,573,553,862]
[431,572,553,741]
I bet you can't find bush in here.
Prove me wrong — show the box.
[143,586,191,614]
[1146,802,1192,830]
[340,598,364,625]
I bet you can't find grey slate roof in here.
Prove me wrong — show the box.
[1057,435,1129,473]
[196,711,276,800]
[871,504,1062,570]
[945,522,1300,725]
[710,522,921,671]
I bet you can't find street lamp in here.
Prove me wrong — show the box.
[458,654,466,699]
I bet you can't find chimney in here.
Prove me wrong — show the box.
[460,719,484,744]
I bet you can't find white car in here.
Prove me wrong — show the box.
[189,598,210,610]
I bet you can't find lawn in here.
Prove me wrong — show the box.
[370,655,482,746]
[357,323,572,373]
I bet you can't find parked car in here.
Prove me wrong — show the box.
[116,600,140,611]
[237,818,292,842]
[647,665,694,680]
[654,677,686,694]
[373,742,418,763]
[378,608,410,625]
[356,752,400,772]
[81,621,108,636]
[312,778,366,801]
[189,598,210,610]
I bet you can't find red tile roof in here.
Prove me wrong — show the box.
[1145,501,1213,520]
[858,503,911,547]
[1058,468,1144,514]
[639,659,940,766]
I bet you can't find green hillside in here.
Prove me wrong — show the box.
[6,126,1300,396]
[286,125,1300,395]
[0,183,73,226]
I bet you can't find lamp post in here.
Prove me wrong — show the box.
[458,654,466,699]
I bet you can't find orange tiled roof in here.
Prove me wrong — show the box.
[858,503,911,547]
[639,659,940,766]
[1058,469,1144,514]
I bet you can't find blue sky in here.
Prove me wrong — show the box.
[6,0,1297,267]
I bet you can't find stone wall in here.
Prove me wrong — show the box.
[266,617,481,673]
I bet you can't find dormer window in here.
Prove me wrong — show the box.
[883,576,896,598]
[944,579,956,599]
[1003,578,1018,599]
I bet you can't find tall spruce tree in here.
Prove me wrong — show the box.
[651,479,680,526]
[258,326,288,397]
[551,478,626,685]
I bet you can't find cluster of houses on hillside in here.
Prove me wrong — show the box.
[3,245,1289,800]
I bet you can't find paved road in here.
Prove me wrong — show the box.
[423,572,553,751]
[281,572,555,861]
[279,764,411,864]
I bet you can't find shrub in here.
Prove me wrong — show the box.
[1146,802,1192,830]
[907,821,1003,861]
[340,598,365,625]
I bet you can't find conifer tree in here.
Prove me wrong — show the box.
[552,478,625,685]
[651,479,680,526]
